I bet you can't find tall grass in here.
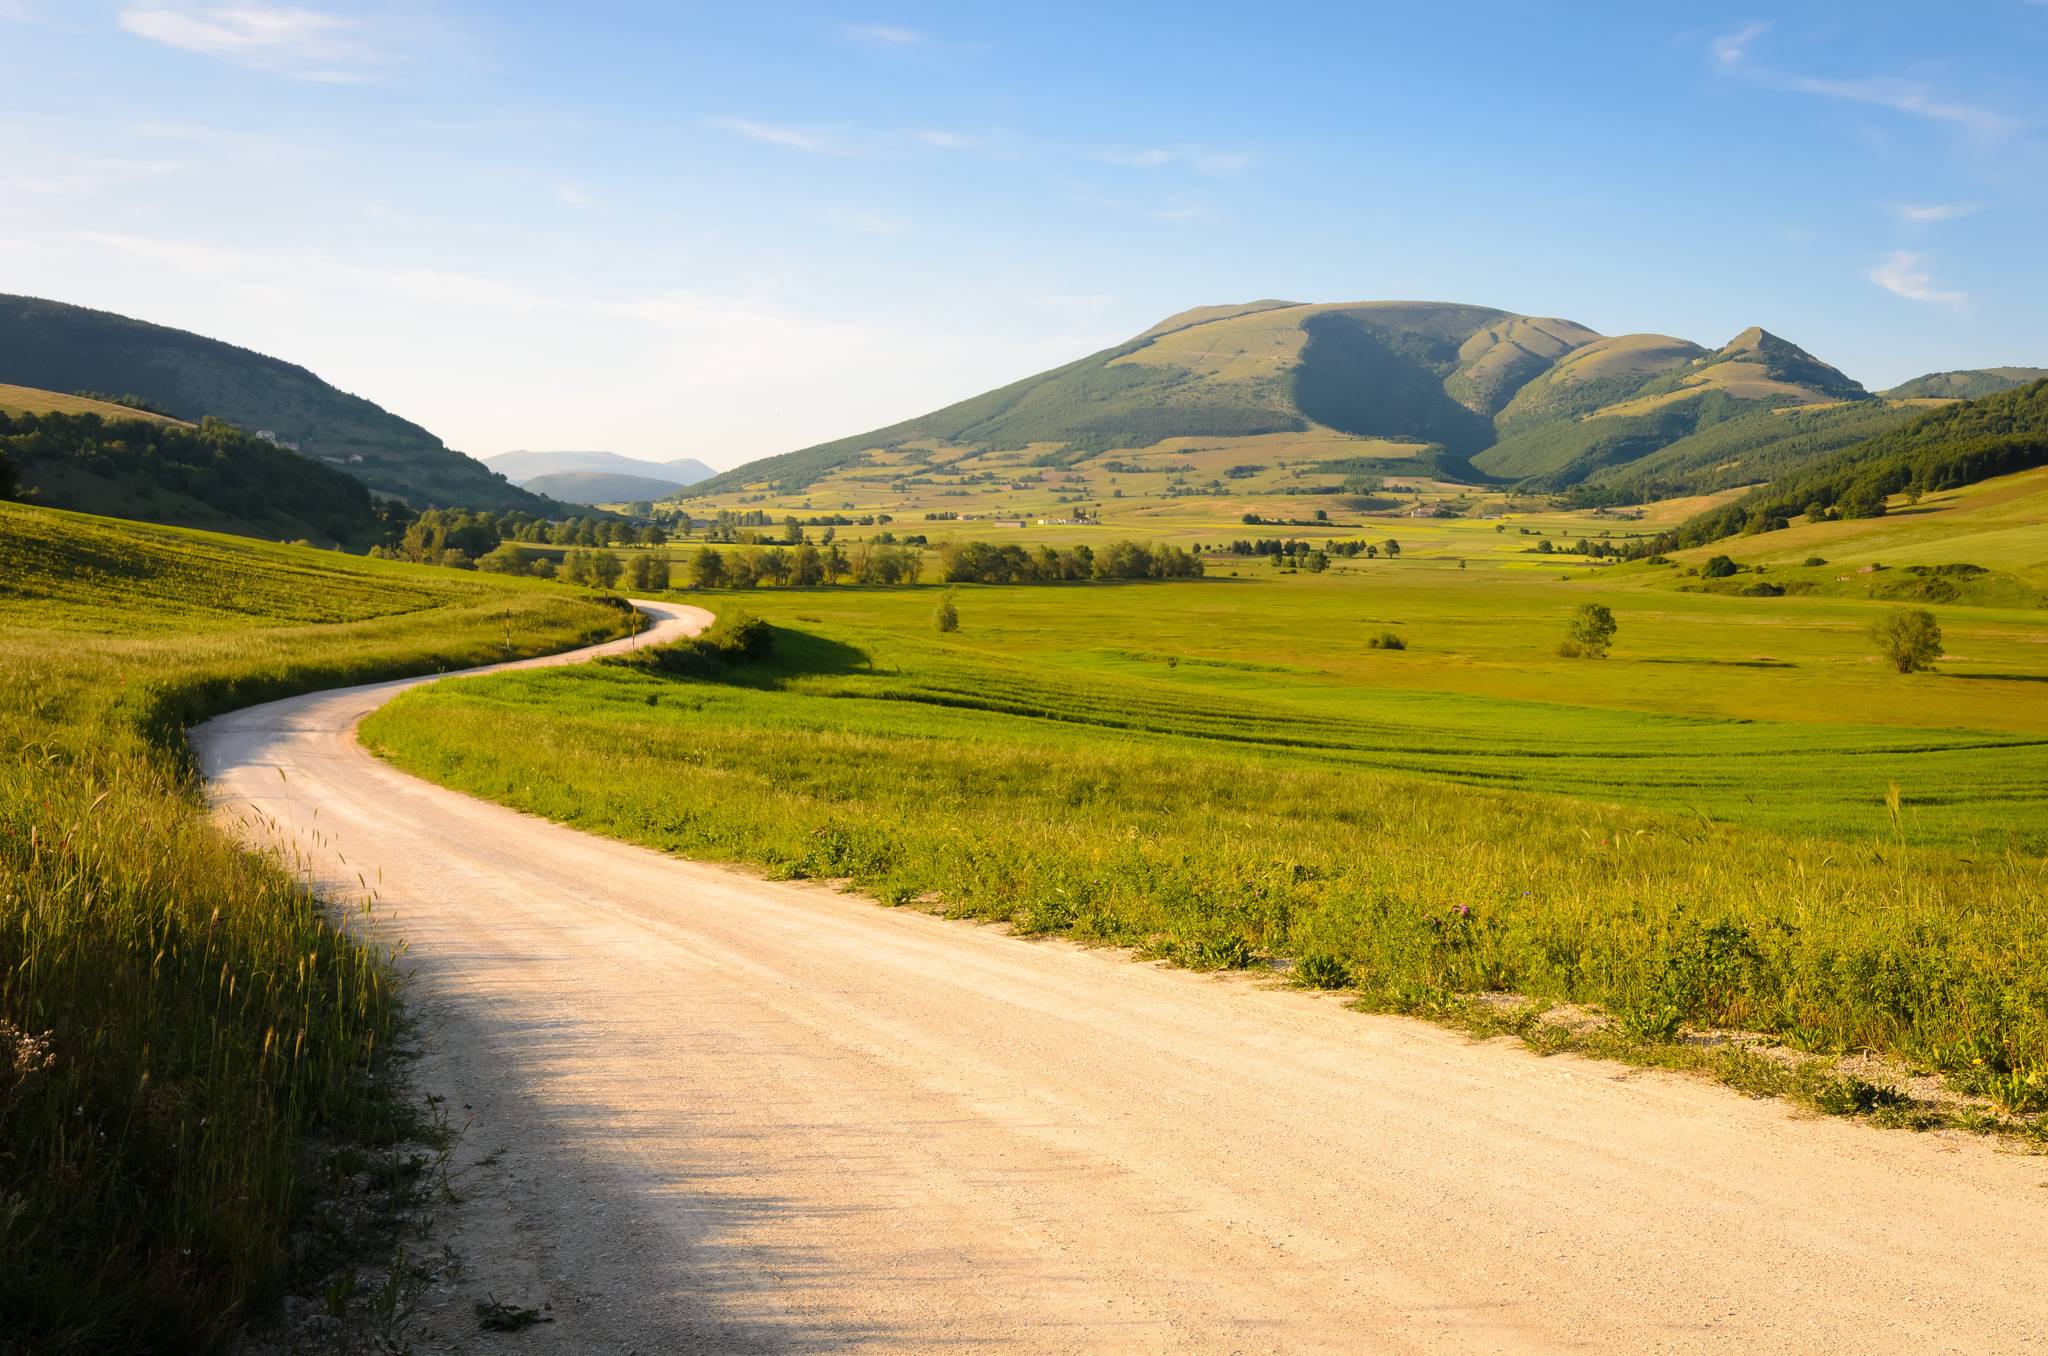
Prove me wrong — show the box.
[0,503,628,1351]
[363,610,2048,1116]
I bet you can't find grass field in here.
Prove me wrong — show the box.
[0,382,187,423]
[0,502,630,1352]
[364,558,2048,1131]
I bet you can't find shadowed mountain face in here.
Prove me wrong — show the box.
[693,299,1902,499]
[0,294,557,513]
[1884,368,2048,400]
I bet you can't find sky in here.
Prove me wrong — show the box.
[1,2,2044,470]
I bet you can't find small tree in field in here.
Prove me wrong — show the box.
[689,547,726,589]
[933,590,959,633]
[1871,607,1942,673]
[1557,603,1617,658]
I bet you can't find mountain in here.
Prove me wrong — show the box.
[484,449,715,486]
[0,294,558,513]
[1883,368,2048,400]
[690,301,1893,503]
[521,470,690,504]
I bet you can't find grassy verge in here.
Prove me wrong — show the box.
[0,502,629,1352]
[361,581,2048,1131]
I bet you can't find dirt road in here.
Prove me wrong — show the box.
[196,601,2048,1353]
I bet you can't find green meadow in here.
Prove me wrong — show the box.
[0,502,629,1351]
[364,558,2048,1125]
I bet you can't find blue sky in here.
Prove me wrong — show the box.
[2,2,2043,468]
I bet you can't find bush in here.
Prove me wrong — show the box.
[1366,630,1405,651]
[1701,554,1739,579]
[1803,556,1828,567]
[616,610,774,677]
[1870,607,1943,673]
[934,592,960,633]
[1741,582,1785,597]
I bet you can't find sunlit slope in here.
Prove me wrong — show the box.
[0,382,188,424]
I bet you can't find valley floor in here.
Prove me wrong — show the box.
[201,605,2048,1353]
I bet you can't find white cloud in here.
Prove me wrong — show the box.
[847,23,920,44]
[557,183,593,209]
[117,3,385,81]
[1869,250,1966,306]
[709,116,861,156]
[1893,201,1979,224]
[916,129,974,149]
[1710,21,1768,68]
[1707,24,2016,143]
[1097,146,1250,176]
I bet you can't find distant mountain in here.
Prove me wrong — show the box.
[691,301,1903,502]
[521,470,690,505]
[1883,368,2048,400]
[0,294,559,513]
[485,449,715,486]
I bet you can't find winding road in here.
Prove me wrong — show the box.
[196,600,2048,1354]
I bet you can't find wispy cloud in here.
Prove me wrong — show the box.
[846,23,920,45]
[710,116,862,157]
[117,3,386,81]
[1893,201,1979,224]
[1096,146,1250,176]
[0,155,192,197]
[916,129,974,149]
[557,183,593,209]
[1869,250,1966,307]
[1708,22,2017,143]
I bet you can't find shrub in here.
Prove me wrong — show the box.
[1702,554,1739,579]
[618,610,774,677]
[1366,630,1405,651]
[1741,582,1785,597]
[1870,607,1943,673]
[934,591,960,633]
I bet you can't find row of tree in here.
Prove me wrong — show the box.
[937,539,1204,583]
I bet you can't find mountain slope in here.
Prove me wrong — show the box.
[2,399,386,543]
[0,294,556,513]
[1668,378,2048,547]
[1883,367,2048,400]
[484,449,715,486]
[1472,328,1871,487]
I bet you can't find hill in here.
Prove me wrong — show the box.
[1662,378,2048,548]
[485,448,715,486]
[1,400,388,544]
[1883,367,2048,400]
[0,294,558,513]
[688,302,1894,507]
[522,469,690,504]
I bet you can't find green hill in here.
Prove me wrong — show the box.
[693,302,1898,504]
[1665,378,2048,547]
[2,398,389,544]
[0,294,558,513]
[1883,367,2048,399]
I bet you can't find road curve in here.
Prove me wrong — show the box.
[197,601,2048,1354]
